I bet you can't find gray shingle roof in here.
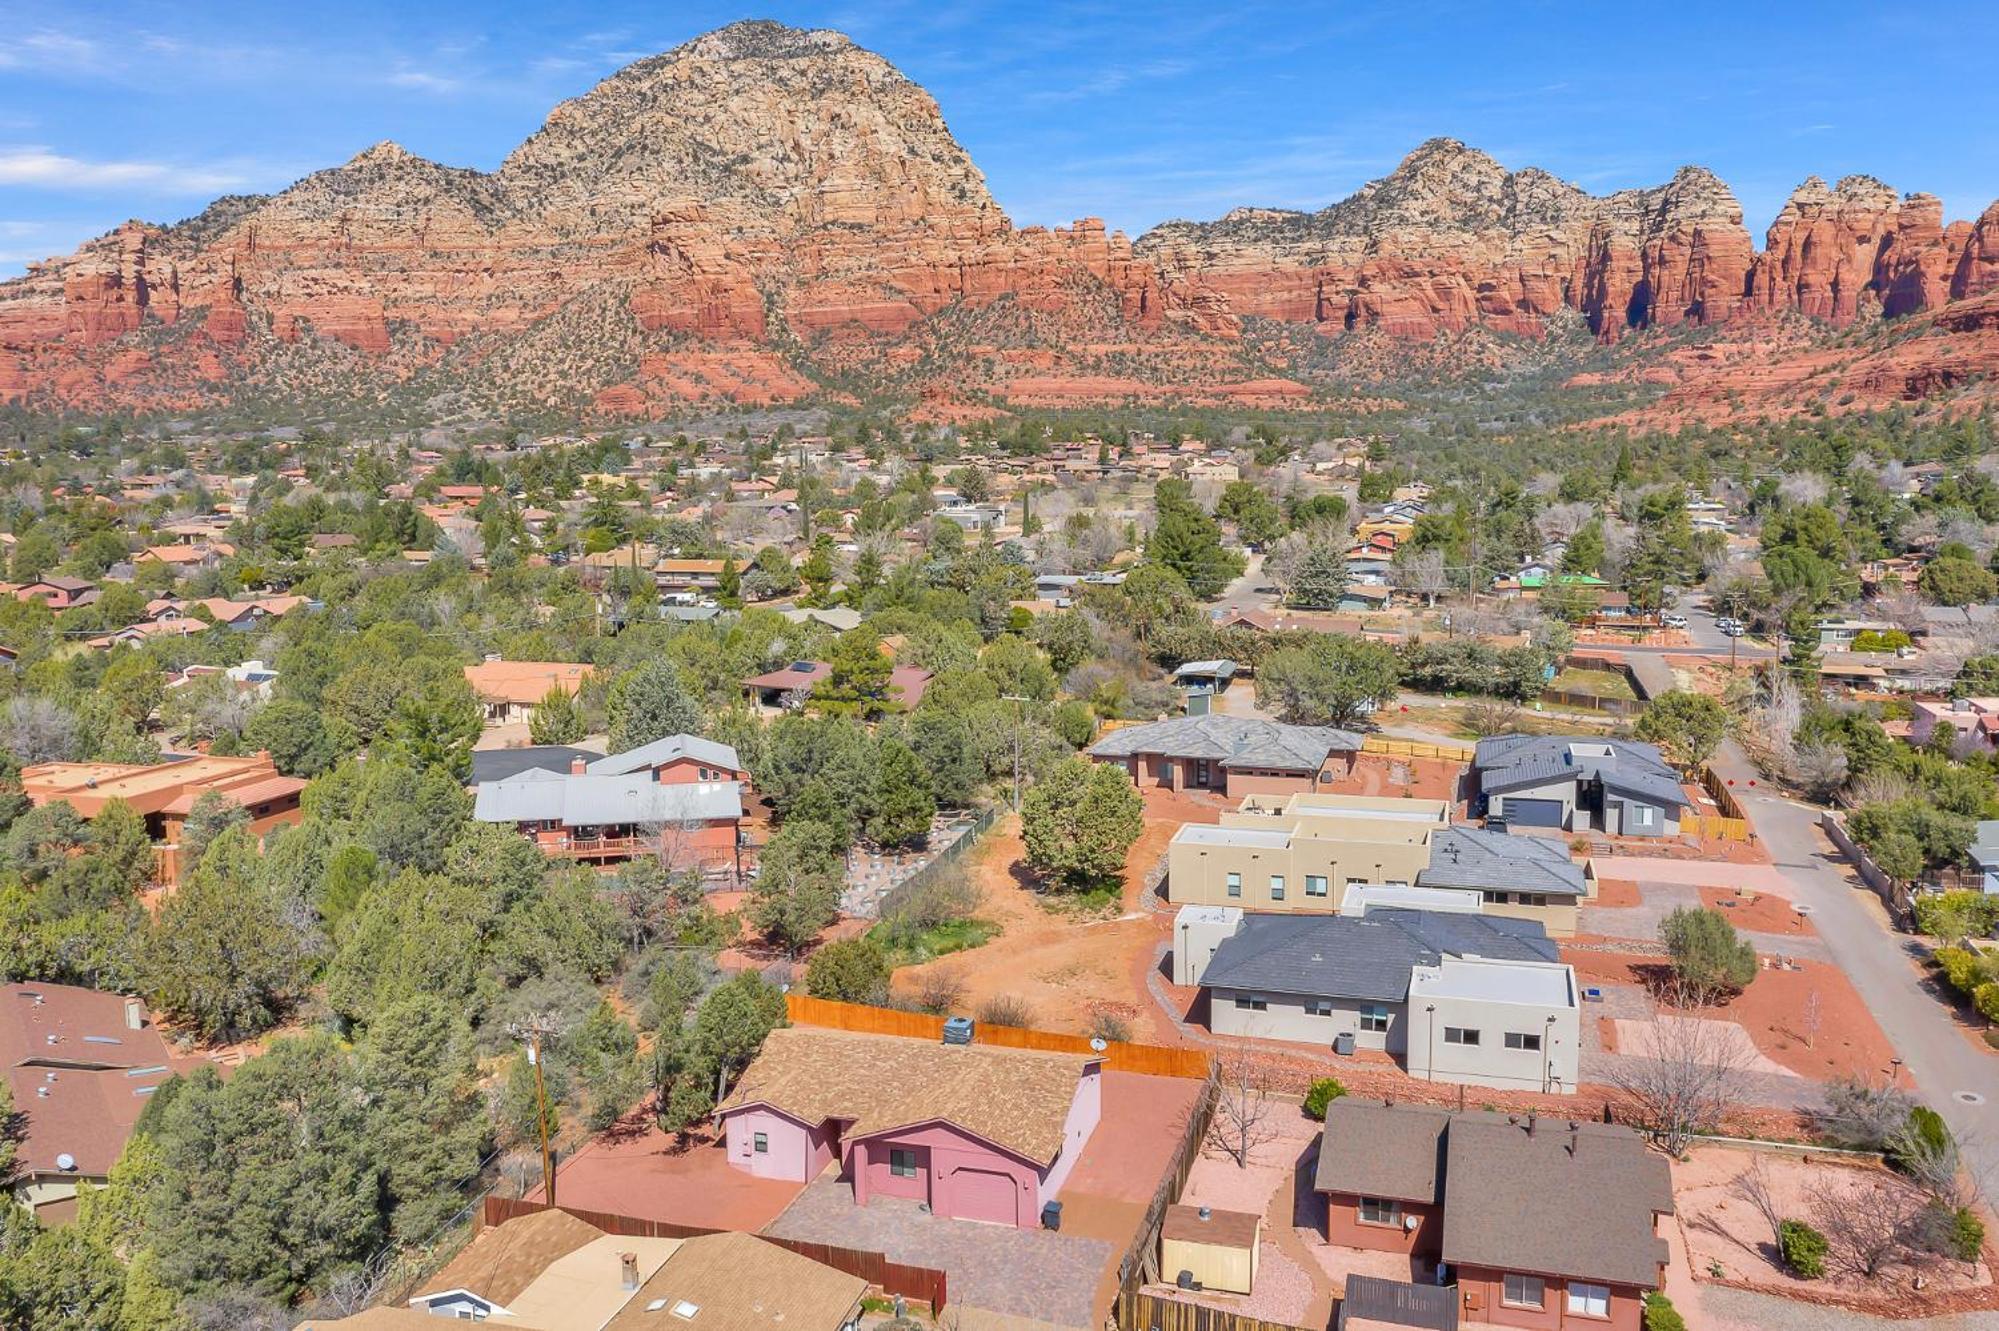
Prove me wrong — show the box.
[1199,909,1557,1003]
[1473,734,1685,811]
[1416,827,1588,898]
[1313,1099,1449,1203]
[1088,715,1361,770]
[1441,1111,1673,1288]
[470,746,598,786]
[588,734,743,777]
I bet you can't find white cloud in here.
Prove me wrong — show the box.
[387,69,464,94]
[0,147,249,193]
[0,29,109,72]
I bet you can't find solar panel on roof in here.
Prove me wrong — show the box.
[790,661,814,672]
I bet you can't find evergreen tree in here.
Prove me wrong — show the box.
[527,685,585,745]
[1021,757,1145,890]
[144,829,309,1042]
[812,629,893,718]
[359,996,489,1243]
[867,741,936,849]
[804,937,891,1005]
[606,659,702,751]
[1286,542,1349,610]
[1146,487,1242,599]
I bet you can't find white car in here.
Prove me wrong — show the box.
[1662,613,1689,629]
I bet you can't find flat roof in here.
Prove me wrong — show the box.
[1409,958,1575,1008]
[1173,825,1293,850]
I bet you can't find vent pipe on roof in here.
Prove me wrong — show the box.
[125,996,144,1030]
[620,1252,640,1291]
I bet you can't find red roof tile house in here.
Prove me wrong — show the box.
[4,983,198,1221]
[20,753,307,886]
[1314,1099,1673,1331]
[741,661,932,712]
[463,660,594,726]
[716,1028,1102,1229]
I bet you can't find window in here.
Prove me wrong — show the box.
[1226,872,1242,899]
[889,1148,918,1178]
[1306,875,1328,897]
[1305,998,1334,1017]
[1234,994,1268,1012]
[1356,1197,1402,1226]
[1443,1026,1480,1046]
[1505,1031,1542,1052]
[1567,1283,1610,1318]
[752,1131,769,1153]
[1269,875,1286,901]
[1359,1004,1390,1033]
[1502,1274,1545,1309]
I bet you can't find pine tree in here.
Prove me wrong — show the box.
[528,684,585,745]
[867,742,936,849]
[1286,543,1349,610]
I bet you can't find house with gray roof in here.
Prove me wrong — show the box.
[1314,1099,1673,1324]
[1193,908,1578,1091]
[471,733,745,874]
[1472,735,1685,837]
[1089,715,1363,798]
[1415,826,1596,936]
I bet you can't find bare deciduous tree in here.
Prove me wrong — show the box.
[1609,1001,1753,1154]
[1207,1053,1282,1168]
[1729,1155,1786,1250]
[1807,1176,1928,1280]
[1392,547,1451,607]
[1802,989,1823,1051]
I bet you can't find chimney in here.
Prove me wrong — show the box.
[570,756,589,776]
[620,1252,639,1291]
[125,996,144,1030]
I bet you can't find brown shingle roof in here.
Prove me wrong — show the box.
[601,1232,865,1331]
[1440,1112,1672,1289]
[717,1027,1096,1165]
[414,1208,605,1306]
[1313,1099,1449,1204]
[1162,1203,1260,1250]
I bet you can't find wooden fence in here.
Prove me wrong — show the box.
[1117,1290,1323,1331]
[481,1196,948,1310]
[1361,736,1474,762]
[1690,764,1755,843]
[1115,1068,1220,1305]
[1537,687,1643,718]
[782,994,1213,1079]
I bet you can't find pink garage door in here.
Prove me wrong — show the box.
[945,1167,1019,1225]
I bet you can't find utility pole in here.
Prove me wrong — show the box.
[511,1015,566,1208]
[1003,694,1030,811]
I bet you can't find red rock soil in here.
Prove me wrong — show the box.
[1698,884,1815,937]
[889,787,1229,1040]
[1567,949,1899,1084]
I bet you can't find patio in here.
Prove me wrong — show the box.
[528,1121,805,1231]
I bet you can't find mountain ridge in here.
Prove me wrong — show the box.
[1,20,1995,420]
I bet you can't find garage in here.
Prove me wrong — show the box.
[1502,796,1565,828]
[943,1167,1020,1225]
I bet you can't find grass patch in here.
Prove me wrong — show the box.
[869,915,997,967]
[1551,666,1637,701]
[1038,883,1124,919]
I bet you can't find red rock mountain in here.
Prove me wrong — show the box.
[1,20,1994,419]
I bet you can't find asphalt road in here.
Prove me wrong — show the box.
[1712,740,1999,1184]
[1211,551,1269,613]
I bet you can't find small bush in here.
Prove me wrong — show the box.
[1911,1200,1987,1262]
[1302,1077,1348,1121]
[977,993,1034,1029]
[913,969,966,1015]
[1086,1010,1133,1044]
[1641,1291,1686,1331]
[1977,982,1999,1024]
[1934,946,1984,994]
[1779,1218,1828,1278]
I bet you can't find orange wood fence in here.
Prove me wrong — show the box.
[783,993,1212,1079]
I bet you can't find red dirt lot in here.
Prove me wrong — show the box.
[1563,949,1899,1083]
[1698,884,1816,937]
[891,789,1227,1040]
[1318,753,1461,802]
[1593,878,1644,907]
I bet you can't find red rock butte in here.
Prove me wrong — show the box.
[1,20,1995,418]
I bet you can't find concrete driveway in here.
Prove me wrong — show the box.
[1712,741,1999,1183]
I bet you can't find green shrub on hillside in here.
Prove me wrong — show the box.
[1779,1219,1828,1278]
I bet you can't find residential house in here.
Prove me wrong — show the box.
[308,1210,866,1331]
[192,595,314,631]
[21,753,306,885]
[1185,908,1579,1091]
[463,660,594,726]
[1337,583,1393,613]
[1414,826,1595,937]
[655,558,729,596]
[741,660,931,712]
[716,1027,1101,1229]
[1089,715,1363,798]
[1969,821,1999,896]
[1472,736,1686,837]
[472,735,746,871]
[1314,1100,1673,1331]
[1167,794,1451,912]
[14,576,99,610]
[1173,659,1239,698]
[1909,697,1999,750]
[4,984,196,1221]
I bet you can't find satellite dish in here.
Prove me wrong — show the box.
[1089,1038,1108,1052]
[55,1153,77,1172]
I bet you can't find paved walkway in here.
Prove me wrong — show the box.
[1711,742,1999,1183]
[763,1178,1111,1328]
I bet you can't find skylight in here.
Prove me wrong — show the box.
[670,1300,700,1319]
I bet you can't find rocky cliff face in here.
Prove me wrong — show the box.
[1,22,1994,418]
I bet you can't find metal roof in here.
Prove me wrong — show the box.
[588,734,743,777]
[1473,734,1685,810]
[473,774,741,828]
[1089,715,1361,769]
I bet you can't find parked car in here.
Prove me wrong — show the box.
[1662,613,1689,629]
[1721,622,1745,638]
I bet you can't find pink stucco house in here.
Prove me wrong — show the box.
[716,1027,1102,1229]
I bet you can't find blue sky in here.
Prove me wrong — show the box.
[2,1,1995,278]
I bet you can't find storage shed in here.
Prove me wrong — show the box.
[1160,1203,1260,1294]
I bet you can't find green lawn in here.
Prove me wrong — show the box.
[1550,666,1637,702]
[869,916,998,968]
